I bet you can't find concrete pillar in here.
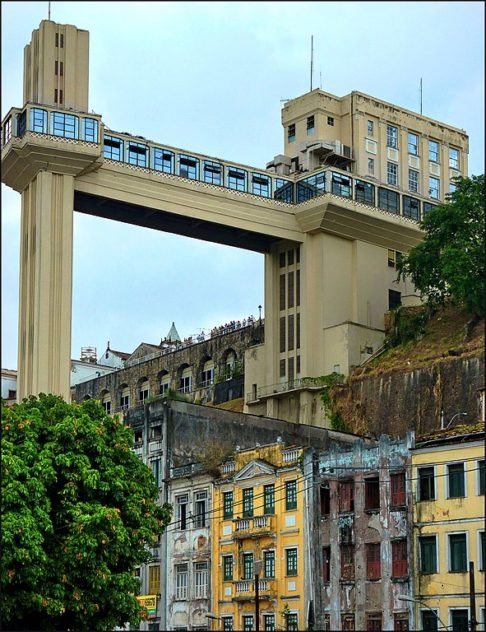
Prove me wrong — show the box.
[18,170,74,400]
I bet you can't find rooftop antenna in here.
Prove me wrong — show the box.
[48,1,51,19]
[419,77,423,115]
[310,35,314,91]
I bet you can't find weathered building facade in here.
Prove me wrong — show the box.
[302,434,414,631]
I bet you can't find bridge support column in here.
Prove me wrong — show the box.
[17,170,74,401]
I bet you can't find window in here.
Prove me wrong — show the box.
[422,201,437,217]
[451,609,469,632]
[264,484,275,514]
[104,135,124,161]
[127,141,148,167]
[203,160,222,185]
[120,386,130,411]
[178,154,199,180]
[243,552,253,579]
[307,115,315,135]
[322,546,330,582]
[331,172,352,198]
[365,476,380,510]
[153,148,174,173]
[387,162,398,186]
[394,613,409,632]
[408,132,419,155]
[55,32,64,47]
[479,530,485,571]
[222,617,234,632]
[223,491,233,519]
[355,179,375,205]
[296,172,326,202]
[391,472,406,507]
[148,564,160,595]
[366,612,382,632]
[429,140,440,162]
[392,539,408,577]
[30,108,48,133]
[201,360,214,387]
[419,535,437,573]
[175,563,188,600]
[366,543,381,579]
[378,187,400,213]
[285,480,297,510]
[82,117,98,143]
[403,195,420,220]
[193,490,208,528]
[286,613,298,631]
[151,459,161,487]
[429,177,440,199]
[179,371,192,393]
[479,460,485,495]
[342,614,355,631]
[389,289,401,310]
[264,614,275,631]
[176,494,188,530]
[288,124,295,142]
[286,548,298,576]
[449,147,460,170]
[320,486,330,515]
[341,544,355,580]
[388,249,402,268]
[449,533,467,571]
[280,316,286,353]
[51,112,78,139]
[243,488,253,518]
[251,173,271,198]
[408,169,419,193]
[227,166,247,191]
[367,120,374,136]
[421,610,439,632]
[139,380,150,404]
[223,555,233,581]
[367,158,375,174]
[54,88,63,104]
[387,125,398,149]
[194,561,208,598]
[339,480,354,512]
[243,616,254,632]
[288,272,295,308]
[264,550,275,578]
[448,463,465,498]
[418,466,435,500]
[327,116,334,126]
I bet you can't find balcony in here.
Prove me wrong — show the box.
[247,376,331,403]
[233,515,276,539]
[234,578,277,602]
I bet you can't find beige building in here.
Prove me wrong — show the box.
[1,19,469,426]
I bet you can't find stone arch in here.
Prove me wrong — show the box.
[100,388,111,415]
[177,363,193,394]
[137,376,150,404]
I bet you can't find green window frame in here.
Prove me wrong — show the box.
[448,463,465,498]
[264,484,275,514]
[243,488,253,518]
[286,548,298,576]
[419,535,437,574]
[223,555,233,581]
[449,533,467,571]
[285,480,297,510]
[223,490,233,519]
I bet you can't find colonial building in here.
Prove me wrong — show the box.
[409,423,485,632]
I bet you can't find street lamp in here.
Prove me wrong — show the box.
[398,595,448,630]
[441,411,467,429]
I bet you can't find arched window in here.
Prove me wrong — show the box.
[120,385,130,411]
[179,366,192,394]
[159,371,171,395]
[139,378,150,404]
[201,359,214,387]
[101,390,111,415]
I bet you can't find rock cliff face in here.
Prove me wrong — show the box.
[330,305,485,437]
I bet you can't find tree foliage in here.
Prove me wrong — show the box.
[396,174,485,317]
[1,394,172,631]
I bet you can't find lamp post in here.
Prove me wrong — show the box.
[254,559,263,632]
[442,411,467,429]
[398,595,448,631]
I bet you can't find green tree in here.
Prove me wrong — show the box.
[397,174,485,318]
[1,394,172,631]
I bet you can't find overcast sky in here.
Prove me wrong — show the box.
[1,1,484,370]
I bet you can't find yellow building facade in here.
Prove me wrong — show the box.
[211,443,306,631]
[410,424,485,632]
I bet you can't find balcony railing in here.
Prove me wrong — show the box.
[246,376,331,403]
[234,578,277,600]
[234,515,275,538]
